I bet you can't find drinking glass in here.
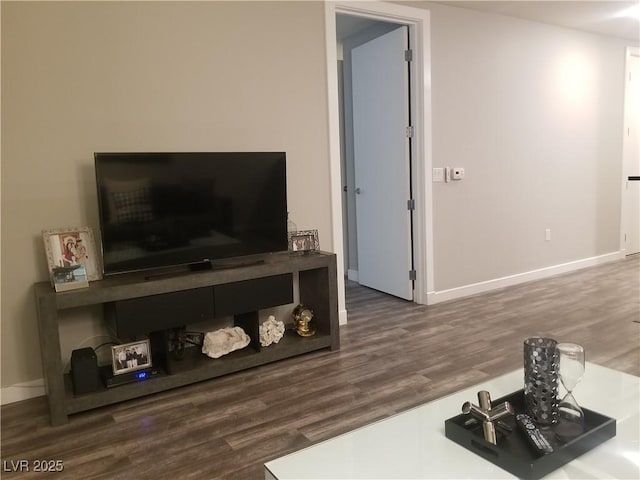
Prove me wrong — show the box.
[554,343,586,441]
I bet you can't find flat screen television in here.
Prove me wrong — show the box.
[95,152,288,276]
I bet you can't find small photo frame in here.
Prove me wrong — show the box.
[43,226,102,283]
[288,229,320,253]
[111,339,152,375]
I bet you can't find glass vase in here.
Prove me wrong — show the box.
[523,337,559,426]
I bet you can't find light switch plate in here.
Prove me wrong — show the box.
[433,168,444,182]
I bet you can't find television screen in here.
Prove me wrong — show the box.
[95,152,288,275]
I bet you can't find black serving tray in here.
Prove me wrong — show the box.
[444,390,616,479]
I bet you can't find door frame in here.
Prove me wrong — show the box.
[620,45,640,255]
[325,1,434,319]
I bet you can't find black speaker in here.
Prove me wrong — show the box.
[71,347,99,395]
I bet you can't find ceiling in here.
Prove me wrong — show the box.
[435,1,640,42]
[337,2,640,43]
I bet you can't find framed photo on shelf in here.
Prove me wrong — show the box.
[111,339,152,375]
[42,226,101,289]
[288,229,320,253]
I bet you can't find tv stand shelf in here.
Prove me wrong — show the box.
[34,252,339,425]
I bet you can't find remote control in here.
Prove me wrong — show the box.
[515,414,554,454]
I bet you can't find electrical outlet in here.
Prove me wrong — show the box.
[545,228,551,241]
[432,168,444,182]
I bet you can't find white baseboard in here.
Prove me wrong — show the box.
[426,251,624,305]
[339,308,348,325]
[1,378,45,405]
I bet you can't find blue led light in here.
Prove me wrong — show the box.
[136,372,147,379]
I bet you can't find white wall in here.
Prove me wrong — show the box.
[424,2,629,291]
[1,1,331,391]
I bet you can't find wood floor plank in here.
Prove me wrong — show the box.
[1,256,638,478]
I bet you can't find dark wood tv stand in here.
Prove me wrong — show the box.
[34,252,339,425]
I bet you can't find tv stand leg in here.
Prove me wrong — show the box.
[36,295,69,425]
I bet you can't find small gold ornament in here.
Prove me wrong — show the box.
[292,304,316,337]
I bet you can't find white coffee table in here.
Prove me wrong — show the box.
[264,362,640,479]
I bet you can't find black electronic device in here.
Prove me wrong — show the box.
[94,152,288,276]
[70,347,99,395]
[100,365,164,388]
[516,413,554,455]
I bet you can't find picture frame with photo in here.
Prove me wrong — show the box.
[111,339,152,376]
[42,226,102,290]
[288,229,320,253]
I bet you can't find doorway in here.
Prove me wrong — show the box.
[338,19,414,300]
[325,2,434,320]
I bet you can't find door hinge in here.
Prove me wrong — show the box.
[405,126,414,138]
[409,270,417,281]
[405,49,413,62]
[407,199,416,210]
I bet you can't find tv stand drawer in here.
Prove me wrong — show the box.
[214,273,293,316]
[107,287,214,336]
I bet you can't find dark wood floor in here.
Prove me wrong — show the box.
[2,256,639,479]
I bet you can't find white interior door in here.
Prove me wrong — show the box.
[623,53,640,256]
[351,26,413,300]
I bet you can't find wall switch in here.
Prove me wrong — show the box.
[451,167,465,180]
[432,168,444,182]
[545,228,551,241]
